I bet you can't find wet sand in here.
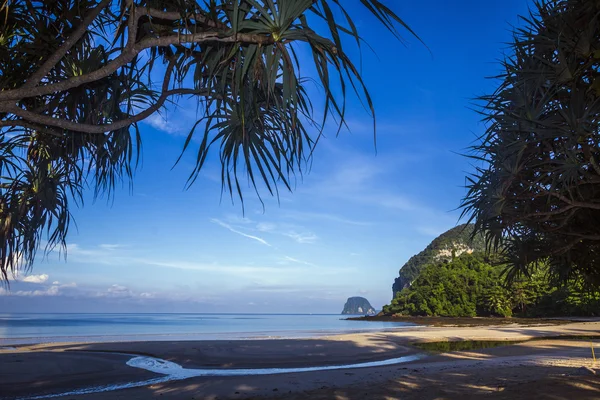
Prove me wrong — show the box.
[1,320,600,399]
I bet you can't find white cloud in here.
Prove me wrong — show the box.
[283,211,371,226]
[282,256,315,267]
[93,284,144,299]
[99,244,124,250]
[106,284,132,297]
[20,274,49,284]
[210,218,271,246]
[66,243,104,257]
[52,281,60,285]
[12,285,60,297]
[144,113,182,135]
[256,222,277,232]
[224,214,254,225]
[284,231,318,244]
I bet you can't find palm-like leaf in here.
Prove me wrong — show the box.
[0,0,420,282]
[461,0,600,286]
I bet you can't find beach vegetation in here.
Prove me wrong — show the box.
[461,0,600,286]
[383,253,600,317]
[0,0,420,282]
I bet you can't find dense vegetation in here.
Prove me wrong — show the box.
[392,224,486,297]
[383,253,600,318]
[461,0,600,286]
[387,0,600,320]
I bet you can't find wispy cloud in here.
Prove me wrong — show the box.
[301,150,457,227]
[283,231,318,244]
[98,284,134,298]
[283,211,371,226]
[48,243,341,278]
[281,256,315,267]
[1,284,59,297]
[144,113,183,135]
[99,244,124,250]
[256,222,277,232]
[210,218,271,246]
[227,218,318,245]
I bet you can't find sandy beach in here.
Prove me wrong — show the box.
[1,320,600,399]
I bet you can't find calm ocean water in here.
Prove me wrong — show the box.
[0,313,415,345]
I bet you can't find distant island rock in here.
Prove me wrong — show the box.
[341,297,376,315]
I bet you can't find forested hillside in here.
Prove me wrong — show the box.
[384,253,600,317]
[392,224,486,297]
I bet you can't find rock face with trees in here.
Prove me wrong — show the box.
[383,226,600,318]
[392,224,486,298]
[383,0,600,320]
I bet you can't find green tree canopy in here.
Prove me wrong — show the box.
[0,0,418,282]
[461,0,600,286]
[383,253,600,318]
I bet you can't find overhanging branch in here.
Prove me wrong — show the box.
[22,0,112,89]
[0,6,273,104]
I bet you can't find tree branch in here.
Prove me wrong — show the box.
[3,75,212,135]
[0,120,64,137]
[0,29,273,103]
[143,8,227,29]
[549,192,600,210]
[22,0,112,89]
[524,204,575,218]
[560,231,600,241]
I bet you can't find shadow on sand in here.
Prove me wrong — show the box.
[2,333,600,400]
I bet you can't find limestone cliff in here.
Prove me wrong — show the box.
[391,224,486,298]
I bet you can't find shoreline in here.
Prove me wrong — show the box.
[0,326,418,347]
[345,315,595,326]
[2,320,600,399]
[5,315,595,347]
[0,313,418,346]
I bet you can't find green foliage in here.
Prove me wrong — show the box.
[384,253,600,318]
[392,224,487,297]
[0,0,419,282]
[388,253,500,317]
[413,340,525,353]
[460,0,600,286]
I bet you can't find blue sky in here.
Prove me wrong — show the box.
[1,0,530,313]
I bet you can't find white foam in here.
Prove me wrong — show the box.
[15,353,423,400]
[127,354,424,377]
[15,377,171,400]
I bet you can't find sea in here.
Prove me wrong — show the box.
[0,313,416,345]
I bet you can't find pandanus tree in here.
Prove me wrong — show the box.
[461,0,600,286]
[0,0,419,281]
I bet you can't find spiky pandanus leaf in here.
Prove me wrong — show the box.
[462,0,600,287]
[0,0,419,282]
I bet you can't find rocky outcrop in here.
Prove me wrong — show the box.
[341,297,376,315]
[392,224,486,298]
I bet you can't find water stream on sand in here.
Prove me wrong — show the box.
[14,353,424,400]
